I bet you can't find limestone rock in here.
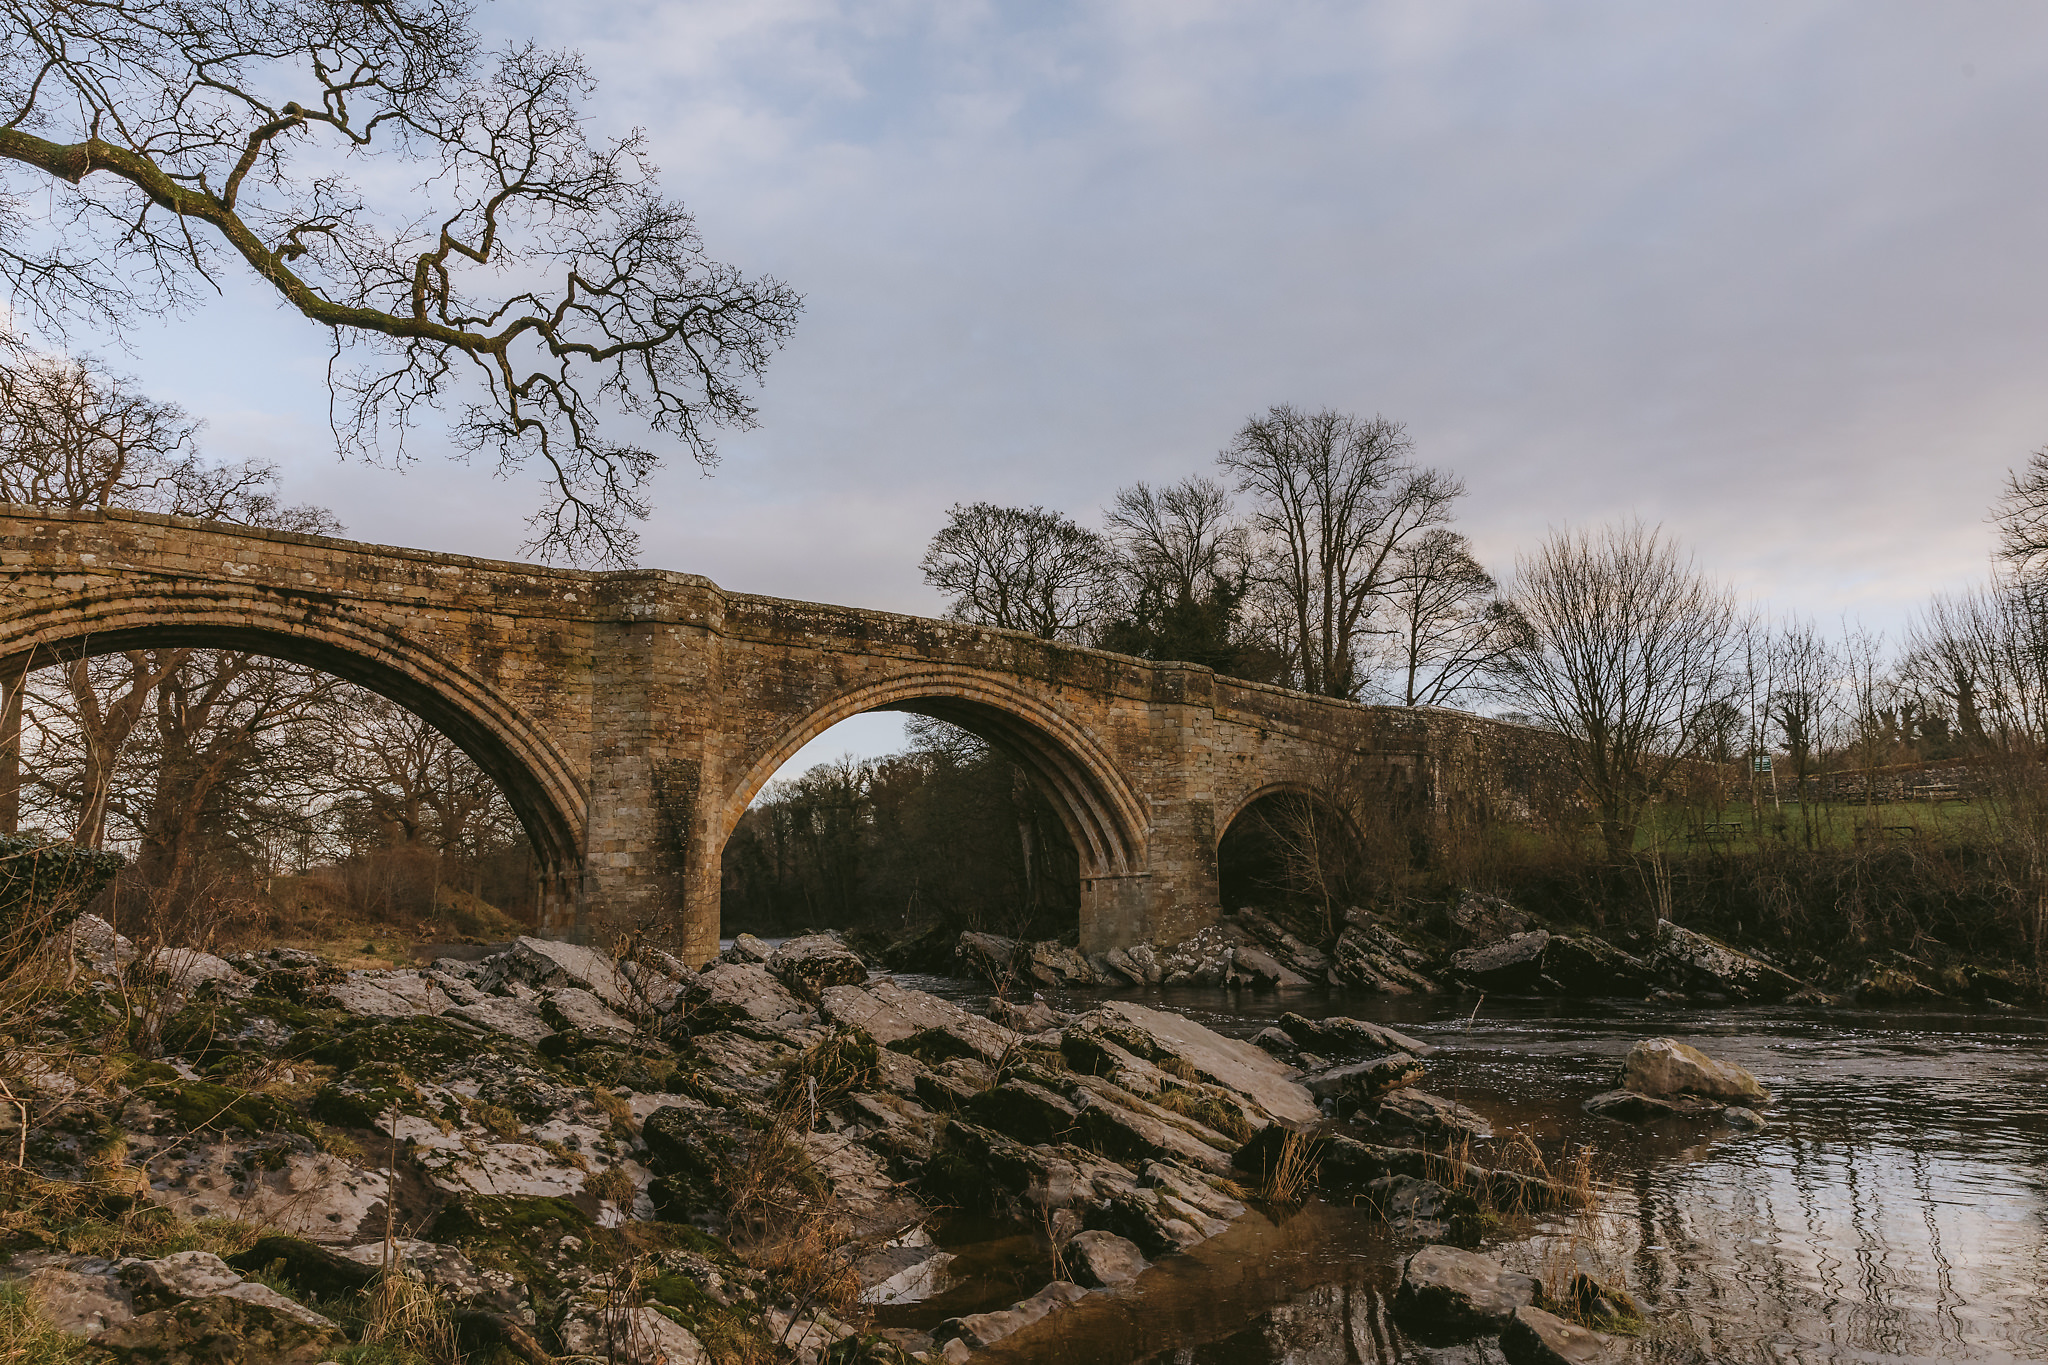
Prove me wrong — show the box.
[1373,1089,1494,1142]
[1250,1026,1301,1061]
[1581,1089,1721,1121]
[956,932,1023,986]
[1392,1245,1541,1338]
[97,1291,345,1363]
[936,1281,1088,1350]
[1619,1038,1770,1103]
[1501,1303,1617,1364]
[1231,908,1332,978]
[722,933,775,964]
[820,977,1012,1063]
[683,962,811,1030]
[1540,934,1654,997]
[540,986,639,1043]
[1647,919,1804,1001]
[1066,1229,1147,1288]
[988,996,1063,1034]
[315,969,453,1019]
[13,1260,134,1336]
[445,993,552,1043]
[143,1145,389,1243]
[1024,940,1098,987]
[1301,1053,1424,1105]
[1278,1012,1436,1060]
[1070,1091,1234,1177]
[1449,890,1532,943]
[767,932,869,1001]
[121,1252,242,1309]
[1073,1000,1318,1126]
[478,936,632,1009]
[1723,1105,1769,1130]
[560,1305,710,1364]
[1332,924,1439,993]
[966,1080,1081,1146]
[1451,931,1551,993]
[1230,945,1313,988]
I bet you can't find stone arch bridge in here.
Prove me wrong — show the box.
[1,507,1552,964]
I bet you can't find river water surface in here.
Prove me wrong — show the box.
[886,976,2048,1364]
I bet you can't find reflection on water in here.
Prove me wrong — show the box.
[920,973,2048,1364]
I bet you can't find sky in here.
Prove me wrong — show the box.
[74,1,2048,771]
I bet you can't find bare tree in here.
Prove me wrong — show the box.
[0,0,801,564]
[1994,447,2048,577]
[1769,617,1841,848]
[0,343,336,837]
[919,502,1114,642]
[1218,406,1462,698]
[1103,476,1245,603]
[1498,520,1736,860]
[1381,528,1519,707]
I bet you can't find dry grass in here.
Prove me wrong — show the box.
[1257,1129,1319,1203]
[747,1215,866,1349]
[587,1163,638,1207]
[360,1266,461,1364]
[0,1282,96,1364]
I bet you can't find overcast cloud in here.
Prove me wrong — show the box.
[101,1,2048,719]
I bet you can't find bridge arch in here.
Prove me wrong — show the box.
[0,582,587,896]
[718,670,1150,944]
[1215,780,1365,914]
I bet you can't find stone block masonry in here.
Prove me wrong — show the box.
[0,506,1559,962]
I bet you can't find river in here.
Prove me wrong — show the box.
[879,975,2048,1364]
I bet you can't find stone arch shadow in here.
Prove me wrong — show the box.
[1214,780,1367,915]
[717,670,1151,948]
[0,585,587,897]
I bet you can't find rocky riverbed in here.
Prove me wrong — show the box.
[0,914,1681,1364]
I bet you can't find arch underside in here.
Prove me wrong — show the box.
[726,672,1148,884]
[0,598,585,879]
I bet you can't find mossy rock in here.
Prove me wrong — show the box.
[45,986,124,1042]
[227,1235,378,1299]
[308,1062,425,1130]
[138,1080,305,1137]
[429,1192,594,1287]
[305,1015,510,1073]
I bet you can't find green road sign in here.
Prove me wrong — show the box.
[1752,755,1772,773]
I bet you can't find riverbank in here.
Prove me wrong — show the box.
[4,921,1575,1363]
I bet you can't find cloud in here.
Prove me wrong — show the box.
[93,0,2048,654]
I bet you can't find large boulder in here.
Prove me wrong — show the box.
[1619,1038,1770,1103]
[1066,1230,1148,1288]
[1392,1245,1541,1339]
[1069,1001,1319,1126]
[682,962,811,1030]
[767,933,869,1002]
[97,1292,344,1363]
[1278,1013,1435,1060]
[1301,1052,1424,1105]
[935,1281,1088,1351]
[1024,940,1098,987]
[1331,923,1438,993]
[1230,944,1313,988]
[1501,1303,1618,1364]
[1647,920,1804,1001]
[1451,931,1551,993]
[1540,934,1654,997]
[477,937,631,1009]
